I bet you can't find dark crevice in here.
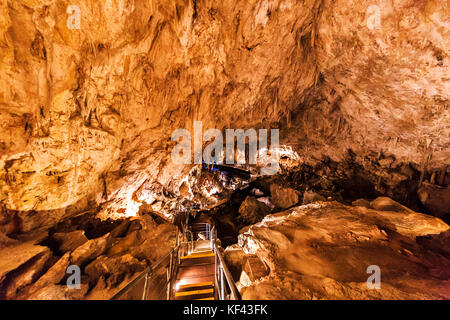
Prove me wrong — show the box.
[192,0,198,20]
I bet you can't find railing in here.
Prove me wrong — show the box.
[189,223,213,240]
[213,241,241,300]
[110,221,241,300]
[111,228,188,300]
[110,246,179,300]
[183,223,239,300]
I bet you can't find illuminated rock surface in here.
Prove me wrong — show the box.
[0,214,176,300]
[236,200,450,299]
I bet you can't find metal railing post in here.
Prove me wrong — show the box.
[142,271,151,300]
[215,251,219,299]
[220,267,225,300]
[213,242,241,300]
[111,222,241,301]
[167,252,173,300]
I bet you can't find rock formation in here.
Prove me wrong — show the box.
[235,199,450,299]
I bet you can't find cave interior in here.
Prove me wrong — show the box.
[0,0,449,300]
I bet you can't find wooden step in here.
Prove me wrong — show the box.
[175,292,215,300]
[176,263,215,280]
[178,281,214,292]
[179,256,215,267]
[181,251,215,260]
[176,288,213,296]
[174,275,216,287]
[175,287,214,300]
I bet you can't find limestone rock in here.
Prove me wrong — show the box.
[416,230,450,260]
[243,255,268,282]
[107,230,144,256]
[34,252,71,287]
[302,190,326,205]
[18,252,72,299]
[270,185,300,209]
[250,189,265,197]
[0,249,52,299]
[0,232,18,247]
[256,197,275,209]
[418,183,450,218]
[238,196,270,225]
[110,220,133,238]
[124,221,177,263]
[0,242,50,282]
[27,283,89,300]
[223,245,247,281]
[52,230,88,254]
[238,202,450,299]
[71,234,111,266]
[107,231,145,255]
[239,271,253,288]
[370,197,411,213]
[352,199,372,209]
[84,254,146,283]
[86,274,139,300]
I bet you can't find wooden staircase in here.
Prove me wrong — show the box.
[174,247,216,300]
[175,281,215,300]
[110,221,240,301]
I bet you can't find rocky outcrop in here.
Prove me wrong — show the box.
[52,230,88,254]
[26,252,72,294]
[369,196,412,213]
[0,213,176,300]
[270,184,300,209]
[352,199,372,209]
[238,196,270,225]
[0,248,52,299]
[71,234,111,266]
[302,190,326,205]
[84,254,146,285]
[418,183,450,218]
[27,283,90,300]
[223,244,248,281]
[243,255,269,283]
[0,242,50,288]
[235,199,450,299]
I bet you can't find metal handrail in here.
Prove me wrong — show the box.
[111,228,187,300]
[213,241,241,300]
[111,246,178,300]
[110,221,241,301]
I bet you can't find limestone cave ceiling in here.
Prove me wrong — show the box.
[0,0,448,231]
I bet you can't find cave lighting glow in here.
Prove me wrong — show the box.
[125,197,141,217]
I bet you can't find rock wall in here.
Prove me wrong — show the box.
[0,213,177,300]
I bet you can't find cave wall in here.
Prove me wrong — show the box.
[0,0,448,231]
